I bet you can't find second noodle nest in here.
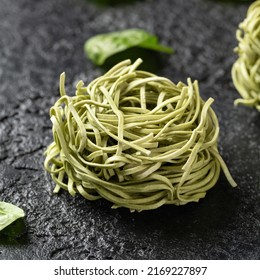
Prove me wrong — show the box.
[232,0,260,111]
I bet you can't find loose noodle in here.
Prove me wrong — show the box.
[44,59,236,211]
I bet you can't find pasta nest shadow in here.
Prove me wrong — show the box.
[44,59,236,211]
[232,0,260,111]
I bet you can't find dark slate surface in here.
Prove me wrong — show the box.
[0,0,259,260]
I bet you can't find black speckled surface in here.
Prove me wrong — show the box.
[0,0,259,260]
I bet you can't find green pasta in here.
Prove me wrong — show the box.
[232,0,260,110]
[44,58,236,211]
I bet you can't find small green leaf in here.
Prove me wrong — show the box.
[84,28,174,65]
[0,202,25,231]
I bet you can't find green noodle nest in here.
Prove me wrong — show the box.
[232,0,260,110]
[44,59,236,211]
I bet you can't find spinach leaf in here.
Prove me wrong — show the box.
[84,28,174,65]
[0,202,25,232]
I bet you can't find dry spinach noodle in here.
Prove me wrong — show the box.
[232,0,260,110]
[44,59,236,211]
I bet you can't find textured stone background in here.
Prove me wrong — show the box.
[0,0,259,259]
